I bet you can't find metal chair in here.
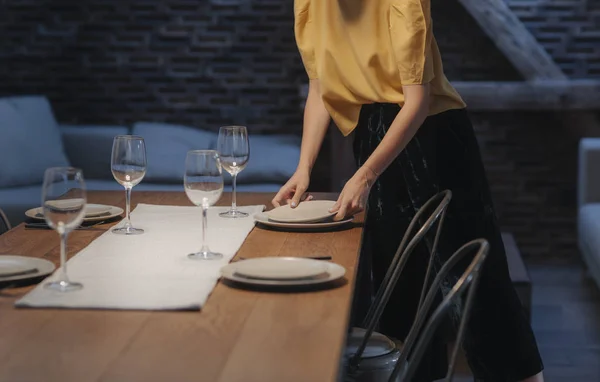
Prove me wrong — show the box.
[345,237,489,382]
[0,208,11,235]
[391,238,489,382]
[345,190,453,381]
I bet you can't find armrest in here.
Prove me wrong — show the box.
[578,138,600,208]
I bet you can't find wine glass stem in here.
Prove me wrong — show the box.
[231,173,238,212]
[201,204,209,253]
[58,231,70,283]
[125,186,132,228]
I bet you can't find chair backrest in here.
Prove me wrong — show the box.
[390,238,490,382]
[0,208,11,235]
[349,190,452,368]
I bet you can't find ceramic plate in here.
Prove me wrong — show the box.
[254,212,353,230]
[229,257,328,280]
[0,255,55,286]
[266,200,337,223]
[25,204,124,222]
[221,257,346,286]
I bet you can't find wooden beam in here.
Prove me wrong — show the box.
[453,80,600,110]
[300,80,600,111]
[456,0,567,80]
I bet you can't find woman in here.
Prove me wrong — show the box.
[272,1,544,381]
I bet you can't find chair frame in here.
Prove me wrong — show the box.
[391,239,490,382]
[0,208,11,235]
[348,190,452,370]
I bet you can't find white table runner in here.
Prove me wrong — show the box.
[16,203,264,310]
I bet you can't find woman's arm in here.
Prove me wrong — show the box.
[331,84,430,219]
[360,84,430,182]
[298,79,331,174]
[272,79,331,207]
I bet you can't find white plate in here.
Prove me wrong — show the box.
[0,255,56,285]
[230,257,329,280]
[221,257,346,286]
[266,200,337,223]
[25,204,124,222]
[254,212,354,230]
[84,204,112,217]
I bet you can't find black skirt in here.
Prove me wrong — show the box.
[352,103,544,381]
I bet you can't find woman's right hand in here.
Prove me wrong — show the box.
[271,169,312,208]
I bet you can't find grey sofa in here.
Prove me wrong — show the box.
[0,96,300,226]
[578,138,600,290]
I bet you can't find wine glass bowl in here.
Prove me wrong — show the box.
[111,135,146,235]
[184,150,224,260]
[217,126,249,218]
[42,167,87,292]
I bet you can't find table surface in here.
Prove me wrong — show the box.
[0,191,364,382]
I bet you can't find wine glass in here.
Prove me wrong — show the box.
[184,150,224,260]
[111,135,146,235]
[42,167,87,292]
[217,125,249,218]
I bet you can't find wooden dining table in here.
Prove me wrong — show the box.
[0,191,365,382]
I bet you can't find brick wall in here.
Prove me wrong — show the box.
[0,0,306,133]
[507,0,600,78]
[0,0,597,262]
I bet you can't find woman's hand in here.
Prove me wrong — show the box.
[271,169,313,208]
[330,167,377,221]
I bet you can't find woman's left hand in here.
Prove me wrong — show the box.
[329,167,376,221]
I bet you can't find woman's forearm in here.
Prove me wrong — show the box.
[297,79,331,174]
[360,84,430,182]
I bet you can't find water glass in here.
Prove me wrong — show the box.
[42,167,87,292]
[184,150,224,260]
[217,126,249,218]
[111,135,146,235]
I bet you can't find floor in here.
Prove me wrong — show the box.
[453,263,600,381]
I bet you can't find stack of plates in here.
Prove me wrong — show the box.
[255,200,354,230]
[221,257,346,287]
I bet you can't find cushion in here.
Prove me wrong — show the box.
[235,134,300,185]
[132,122,217,184]
[0,96,70,187]
[61,125,129,180]
[578,204,600,288]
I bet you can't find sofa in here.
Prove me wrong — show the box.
[0,96,300,226]
[577,138,600,290]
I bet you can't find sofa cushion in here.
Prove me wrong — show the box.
[132,122,217,184]
[61,125,130,180]
[235,134,300,185]
[578,204,600,288]
[0,96,70,187]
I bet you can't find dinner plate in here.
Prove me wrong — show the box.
[221,257,346,286]
[0,255,56,287]
[230,257,328,280]
[266,200,337,223]
[25,204,124,222]
[254,212,354,230]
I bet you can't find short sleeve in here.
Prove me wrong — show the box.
[294,0,318,79]
[389,0,435,85]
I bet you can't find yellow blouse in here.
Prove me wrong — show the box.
[294,0,466,136]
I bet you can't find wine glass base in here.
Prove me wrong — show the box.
[188,251,223,260]
[219,209,248,219]
[112,227,145,235]
[44,280,83,292]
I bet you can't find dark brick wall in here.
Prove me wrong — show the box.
[0,0,596,262]
[0,0,306,133]
[507,0,600,78]
[471,111,579,264]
